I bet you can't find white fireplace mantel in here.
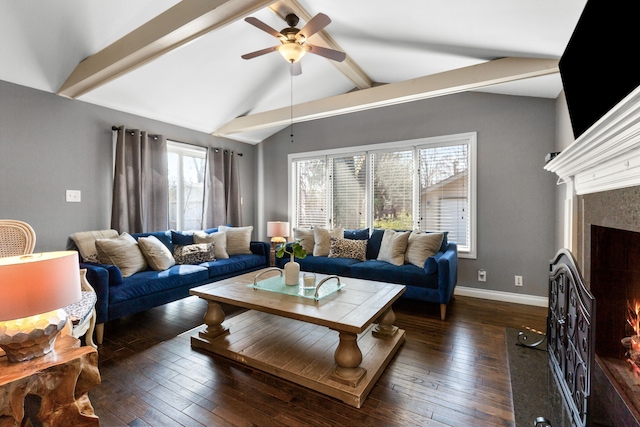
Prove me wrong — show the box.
[545,85,640,195]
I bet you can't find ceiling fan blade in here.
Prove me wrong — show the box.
[245,17,283,38]
[297,13,331,40]
[241,46,278,60]
[290,62,302,76]
[306,44,346,62]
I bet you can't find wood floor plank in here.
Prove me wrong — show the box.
[88,294,547,427]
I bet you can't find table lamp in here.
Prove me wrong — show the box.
[267,221,290,245]
[0,251,81,362]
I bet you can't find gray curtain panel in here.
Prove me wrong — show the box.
[111,127,169,234]
[202,148,242,228]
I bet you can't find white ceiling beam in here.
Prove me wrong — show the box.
[57,0,277,99]
[213,57,559,138]
[270,0,373,89]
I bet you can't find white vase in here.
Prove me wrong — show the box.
[284,254,300,285]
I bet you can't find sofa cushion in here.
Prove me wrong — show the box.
[109,264,209,304]
[377,230,410,266]
[95,232,148,277]
[138,235,176,271]
[349,260,439,289]
[173,243,216,264]
[200,253,266,277]
[329,238,367,261]
[293,228,315,254]
[343,228,370,240]
[405,231,444,268]
[313,226,343,256]
[71,229,119,262]
[298,255,360,276]
[219,226,253,255]
[194,231,229,259]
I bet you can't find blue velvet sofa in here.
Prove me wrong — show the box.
[71,229,270,343]
[275,229,458,320]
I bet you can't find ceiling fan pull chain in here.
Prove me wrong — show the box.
[290,67,294,144]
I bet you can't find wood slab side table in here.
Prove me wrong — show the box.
[0,335,100,427]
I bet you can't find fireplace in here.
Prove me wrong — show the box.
[544,83,640,425]
[576,192,640,426]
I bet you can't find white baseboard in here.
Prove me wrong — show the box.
[454,286,548,307]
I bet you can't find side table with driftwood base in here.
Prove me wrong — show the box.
[0,335,100,427]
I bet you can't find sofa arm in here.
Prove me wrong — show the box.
[437,242,458,304]
[80,262,110,325]
[250,241,271,267]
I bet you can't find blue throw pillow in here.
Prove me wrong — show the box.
[366,229,385,259]
[343,228,369,240]
[132,231,174,252]
[171,230,195,246]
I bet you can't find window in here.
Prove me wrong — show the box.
[289,133,477,258]
[167,141,206,230]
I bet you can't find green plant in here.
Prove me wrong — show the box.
[275,240,307,260]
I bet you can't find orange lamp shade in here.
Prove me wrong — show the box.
[0,251,81,322]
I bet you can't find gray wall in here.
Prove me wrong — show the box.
[258,92,558,297]
[0,80,256,251]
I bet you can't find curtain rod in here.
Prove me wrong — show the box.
[111,126,242,156]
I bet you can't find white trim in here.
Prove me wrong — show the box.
[454,286,548,308]
[545,84,640,195]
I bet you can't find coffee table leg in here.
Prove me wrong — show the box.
[331,331,366,387]
[199,300,229,340]
[373,307,399,338]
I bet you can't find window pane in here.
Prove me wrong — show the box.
[296,158,327,228]
[167,152,179,230]
[332,155,366,229]
[372,150,413,230]
[182,155,205,230]
[166,141,206,230]
[418,144,469,248]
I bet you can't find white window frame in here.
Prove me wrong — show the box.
[167,140,207,230]
[288,132,477,258]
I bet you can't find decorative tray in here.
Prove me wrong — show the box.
[248,268,345,301]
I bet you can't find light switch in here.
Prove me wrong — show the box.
[66,190,81,203]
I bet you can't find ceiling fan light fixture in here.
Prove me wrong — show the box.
[278,42,306,63]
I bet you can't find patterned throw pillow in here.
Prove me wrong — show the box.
[328,237,367,261]
[173,243,216,265]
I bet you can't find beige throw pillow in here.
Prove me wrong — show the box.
[404,232,444,268]
[70,229,119,262]
[95,232,148,277]
[293,228,315,254]
[194,231,229,259]
[377,229,411,266]
[219,226,253,255]
[313,226,344,256]
[138,235,176,271]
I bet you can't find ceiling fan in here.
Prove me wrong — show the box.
[241,12,346,75]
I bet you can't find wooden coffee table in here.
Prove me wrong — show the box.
[190,268,406,408]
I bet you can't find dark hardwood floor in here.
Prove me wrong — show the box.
[89,295,547,426]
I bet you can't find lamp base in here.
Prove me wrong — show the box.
[0,309,68,362]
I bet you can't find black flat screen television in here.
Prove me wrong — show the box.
[559,0,640,140]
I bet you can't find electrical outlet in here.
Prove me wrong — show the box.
[478,269,486,282]
[515,275,523,287]
[66,190,81,203]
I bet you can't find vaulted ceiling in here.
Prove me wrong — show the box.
[0,0,587,144]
